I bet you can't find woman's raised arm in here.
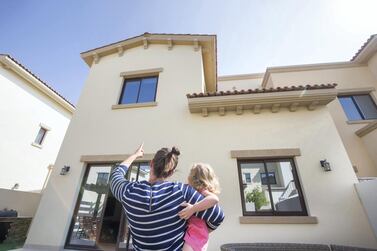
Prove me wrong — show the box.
[110,143,144,202]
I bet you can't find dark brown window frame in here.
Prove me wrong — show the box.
[64,162,149,251]
[34,127,48,145]
[338,94,377,120]
[237,158,308,217]
[118,75,159,105]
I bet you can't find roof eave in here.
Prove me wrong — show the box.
[0,55,75,114]
[80,33,218,92]
[351,35,377,63]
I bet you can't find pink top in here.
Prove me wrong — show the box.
[183,189,210,251]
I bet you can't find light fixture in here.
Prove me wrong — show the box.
[320,159,331,172]
[60,165,70,175]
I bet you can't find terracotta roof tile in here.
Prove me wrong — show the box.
[351,34,377,61]
[187,83,337,98]
[0,54,75,108]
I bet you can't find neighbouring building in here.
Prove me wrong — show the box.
[0,55,74,193]
[23,33,377,250]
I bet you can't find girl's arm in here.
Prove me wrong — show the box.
[178,190,219,220]
[110,144,144,202]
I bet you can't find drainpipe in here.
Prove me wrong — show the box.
[42,164,54,191]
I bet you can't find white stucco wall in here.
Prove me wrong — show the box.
[0,188,41,217]
[368,52,377,80]
[0,67,71,191]
[25,44,377,250]
[268,66,377,177]
[355,179,377,239]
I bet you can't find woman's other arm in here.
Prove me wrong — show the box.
[110,143,144,202]
[178,190,219,220]
[179,185,225,230]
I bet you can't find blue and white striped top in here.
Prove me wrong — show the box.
[110,164,225,250]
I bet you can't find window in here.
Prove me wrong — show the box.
[338,94,377,121]
[96,172,110,186]
[34,127,48,145]
[119,76,158,104]
[244,173,251,183]
[260,172,277,185]
[237,159,307,216]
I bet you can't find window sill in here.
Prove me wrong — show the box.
[346,119,377,125]
[31,142,43,149]
[112,102,158,110]
[239,216,318,224]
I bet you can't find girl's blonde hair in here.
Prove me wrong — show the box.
[188,163,220,194]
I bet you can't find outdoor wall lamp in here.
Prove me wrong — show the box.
[60,165,70,175]
[320,159,331,172]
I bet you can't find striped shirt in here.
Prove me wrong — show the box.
[110,164,225,251]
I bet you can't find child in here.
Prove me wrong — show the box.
[178,163,221,251]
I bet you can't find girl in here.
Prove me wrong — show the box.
[178,163,221,251]
[110,144,224,250]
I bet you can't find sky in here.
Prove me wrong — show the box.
[1,0,377,105]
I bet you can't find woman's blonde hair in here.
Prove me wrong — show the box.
[188,163,220,194]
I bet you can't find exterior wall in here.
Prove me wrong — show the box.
[368,52,377,80]
[0,188,41,217]
[361,128,377,167]
[218,77,262,91]
[25,45,377,249]
[268,66,377,177]
[355,179,377,239]
[0,67,71,191]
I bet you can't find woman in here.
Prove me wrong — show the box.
[110,144,224,250]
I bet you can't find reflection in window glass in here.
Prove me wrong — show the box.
[339,96,363,121]
[138,77,158,103]
[353,95,377,119]
[238,159,307,216]
[120,80,140,104]
[68,165,112,247]
[119,77,158,104]
[339,94,377,121]
[240,162,272,213]
[266,161,303,212]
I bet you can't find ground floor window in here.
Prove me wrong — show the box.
[65,162,150,251]
[237,158,307,216]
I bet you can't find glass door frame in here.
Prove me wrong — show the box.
[64,163,114,251]
[64,162,150,251]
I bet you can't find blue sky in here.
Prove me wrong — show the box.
[1,0,377,104]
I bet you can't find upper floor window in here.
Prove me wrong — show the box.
[119,76,158,105]
[237,158,307,216]
[338,94,377,121]
[34,127,48,146]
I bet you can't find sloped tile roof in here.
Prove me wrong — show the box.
[0,54,75,108]
[187,83,337,98]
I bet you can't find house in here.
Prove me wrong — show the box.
[0,55,74,217]
[22,33,377,250]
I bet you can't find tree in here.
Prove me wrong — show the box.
[246,187,269,211]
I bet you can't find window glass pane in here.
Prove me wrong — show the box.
[266,161,303,212]
[128,164,139,182]
[240,162,272,213]
[138,77,157,103]
[120,80,140,104]
[354,95,377,120]
[68,165,112,247]
[339,96,363,121]
[138,163,150,181]
[34,127,47,145]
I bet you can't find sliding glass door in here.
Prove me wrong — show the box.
[65,162,150,251]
